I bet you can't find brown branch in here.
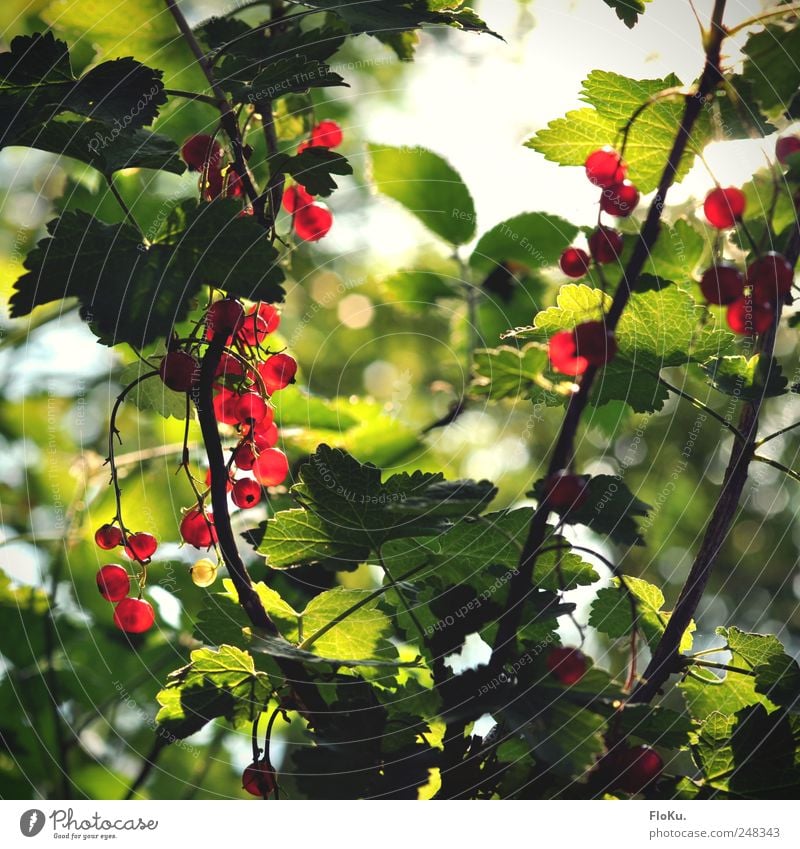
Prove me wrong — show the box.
[164,0,266,223]
[488,0,729,674]
[195,330,327,722]
[630,227,800,703]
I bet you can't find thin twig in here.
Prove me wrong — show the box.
[106,177,143,237]
[726,2,800,36]
[658,375,746,442]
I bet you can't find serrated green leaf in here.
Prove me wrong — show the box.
[602,0,652,28]
[613,703,694,749]
[528,71,711,193]
[701,355,787,401]
[275,147,352,197]
[155,645,272,739]
[643,219,705,283]
[118,362,187,420]
[471,344,553,401]
[590,575,694,651]
[368,143,476,244]
[742,24,800,119]
[9,201,283,348]
[469,212,580,274]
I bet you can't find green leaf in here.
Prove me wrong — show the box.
[527,71,711,193]
[155,645,272,740]
[368,143,476,244]
[275,147,352,197]
[613,704,694,749]
[0,32,166,141]
[602,0,653,28]
[118,362,187,420]
[469,212,580,274]
[270,386,358,431]
[5,119,184,176]
[533,474,651,546]
[714,76,777,139]
[643,220,705,283]
[701,355,788,401]
[380,270,461,311]
[9,201,284,348]
[741,24,800,119]
[590,576,694,651]
[692,705,800,797]
[471,344,553,401]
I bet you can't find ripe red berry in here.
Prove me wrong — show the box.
[205,468,233,492]
[201,164,225,201]
[124,532,158,562]
[560,247,591,278]
[699,264,744,305]
[207,299,245,338]
[253,421,279,451]
[113,597,155,634]
[232,478,262,509]
[95,523,123,550]
[726,295,774,335]
[213,387,243,425]
[259,353,297,394]
[545,646,588,685]
[96,564,130,602]
[242,760,276,798]
[159,351,199,392]
[293,202,333,241]
[235,392,269,423]
[703,186,746,229]
[310,119,343,149]
[181,134,223,171]
[253,448,289,486]
[543,471,588,511]
[253,303,280,334]
[776,135,800,166]
[614,745,663,794]
[215,352,244,381]
[282,184,314,213]
[237,313,268,348]
[600,181,640,217]
[180,507,217,548]
[584,147,627,188]
[748,252,794,300]
[588,226,624,264]
[232,441,257,471]
[548,321,617,376]
[223,170,243,198]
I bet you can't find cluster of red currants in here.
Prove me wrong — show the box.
[697,134,799,334]
[284,119,344,242]
[180,134,243,201]
[94,526,156,635]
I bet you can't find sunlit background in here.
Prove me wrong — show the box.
[1,0,799,798]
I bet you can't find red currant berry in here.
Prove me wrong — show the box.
[543,471,588,511]
[180,507,217,549]
[726,295,774,335]
[235,392,269,424]
[748,252,794,300]
[96,564,130,602]
[232,478,262,509]
[159,351,199,392]
[253,421,279,451]
[584,147,627,188]
[205,468,233,492]
[293,202,333,241]
[259,353,297,394]
[545,646,588,685]
[559,247,591,278]
[699,264,744,305]
[237,313,269,348]
[703,186,746,229]
[223,170,244,198]
[113,597,155,634]
[282,184,314,213]
[201,164,225,201]
[548,321,617,376]
[310,119,343,149]
[588,226,624,264]
[776,135,800,166]
[95,523,123,550]
[242,760,276,798]
[614,745,663,794]
[232,441,257,471]
[207,299,245,338]
[253,448,289,486]
[215,352,245,381]
[600,181,640,217]
[181,134,223,171]
[124,532,158,562]
[213,387,242,426]
[253,303,280,334]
